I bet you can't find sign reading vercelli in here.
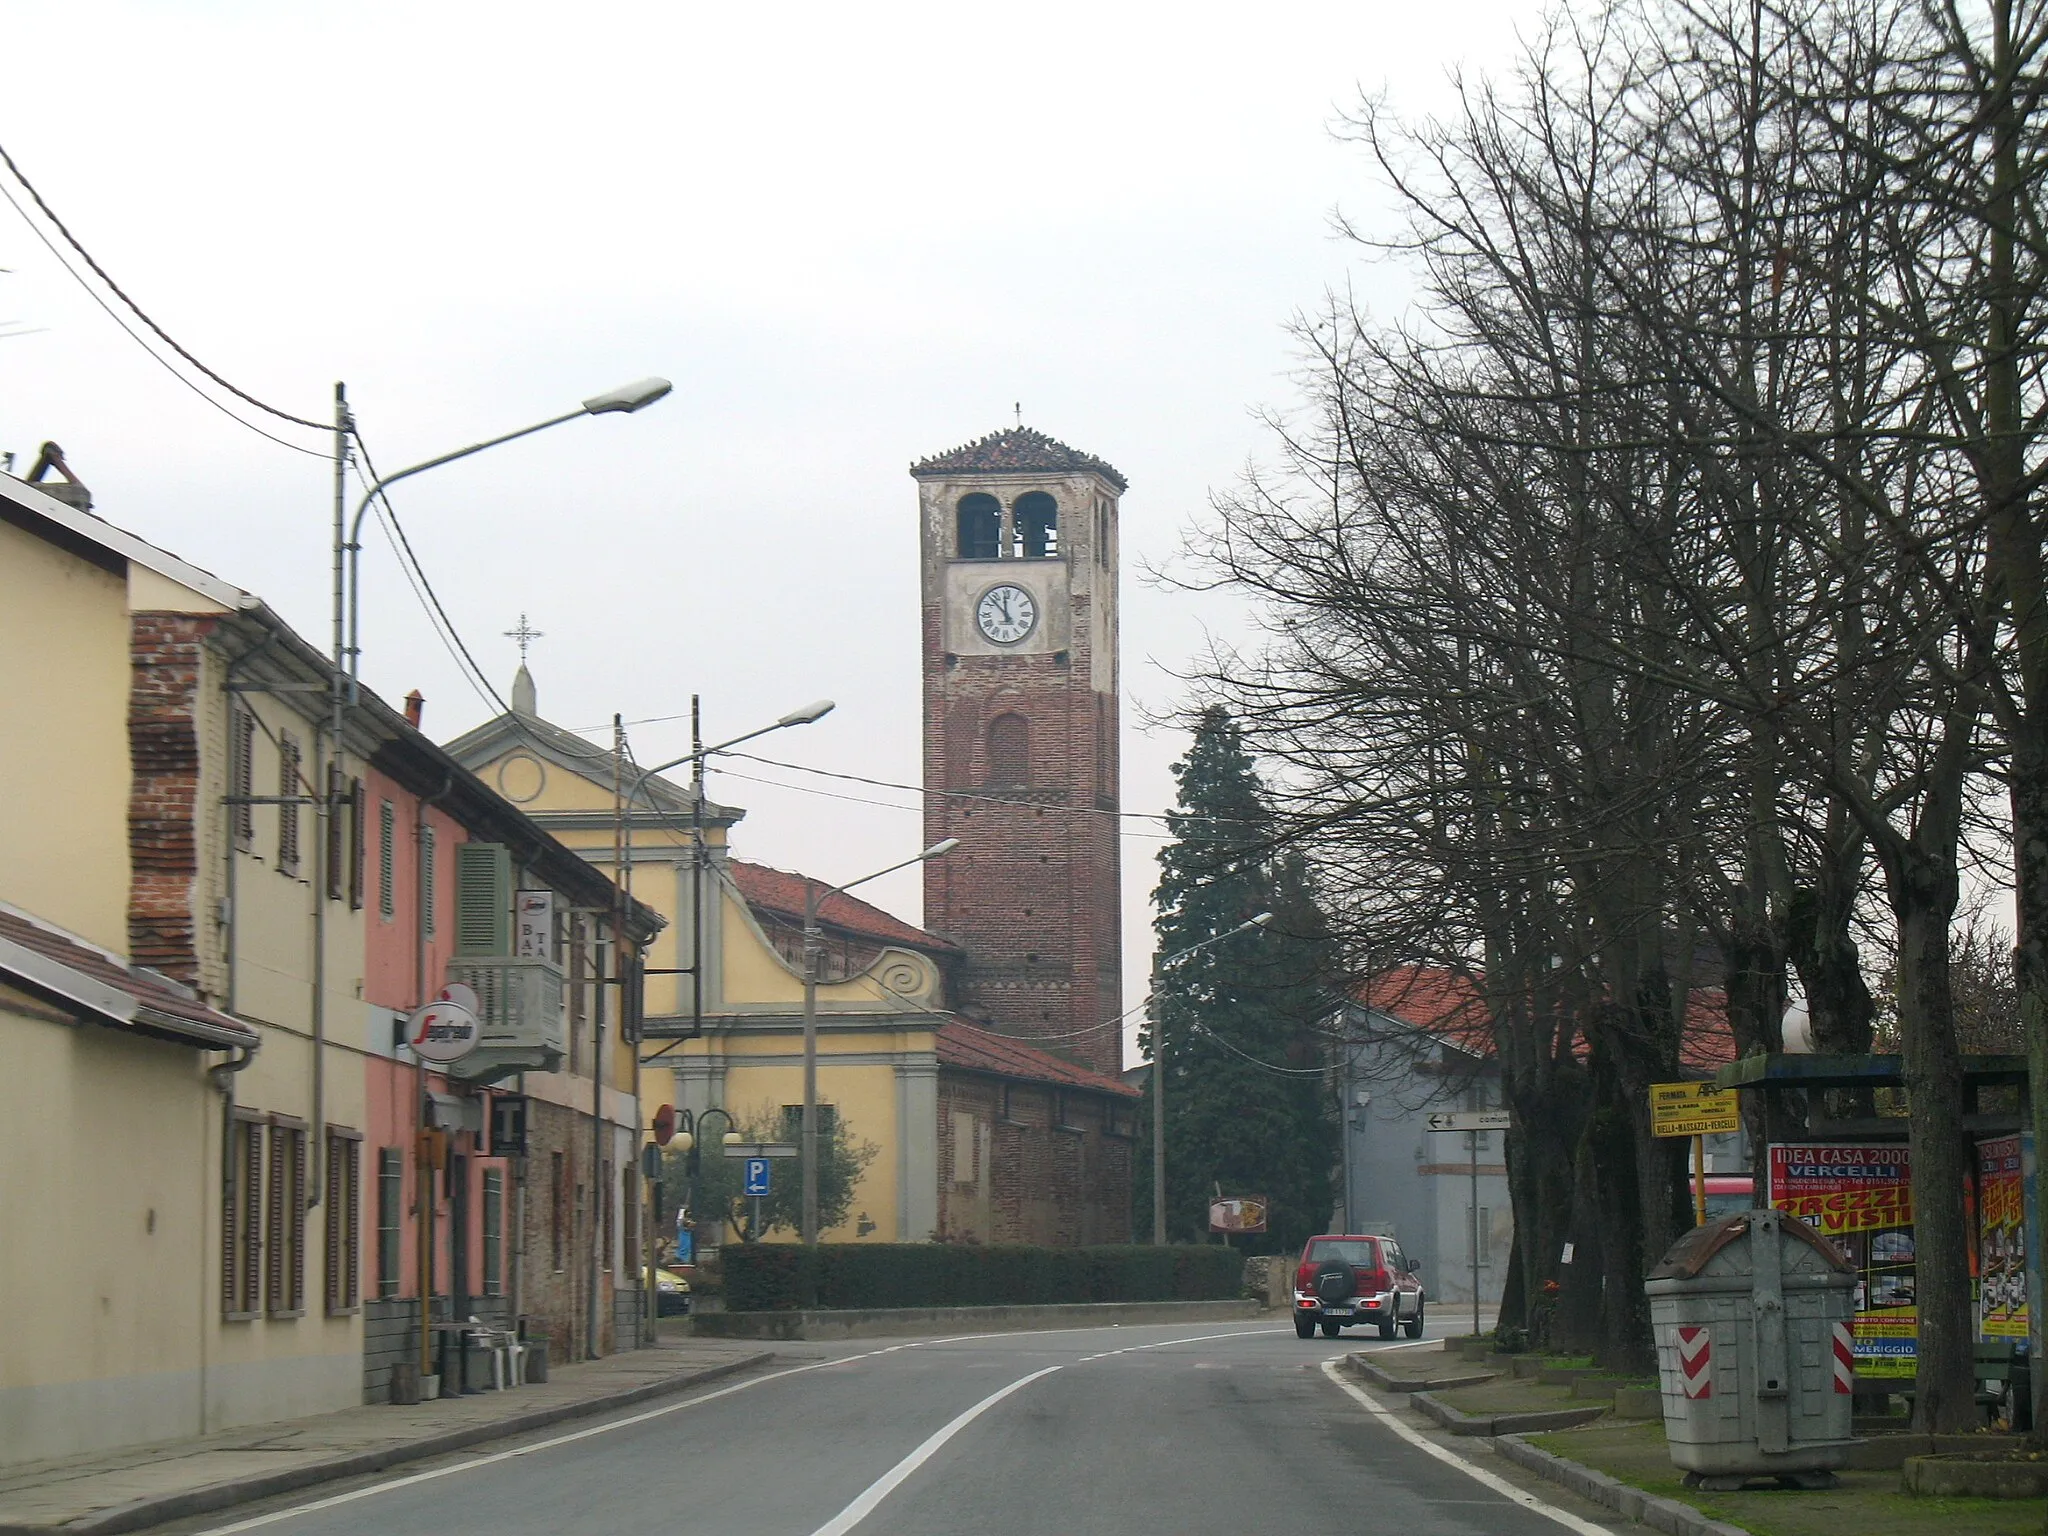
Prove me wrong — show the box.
[1648,1080,1740,1138]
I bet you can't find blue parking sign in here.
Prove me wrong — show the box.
[743,1157,771,1197]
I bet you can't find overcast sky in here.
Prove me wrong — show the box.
[1,0,1537,1054]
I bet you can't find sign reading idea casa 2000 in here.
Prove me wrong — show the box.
[1769,1143,1917,1379]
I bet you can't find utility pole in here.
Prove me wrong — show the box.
[1151,994,1166,1245]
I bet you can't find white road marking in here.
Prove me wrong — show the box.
[1076,1326,1276,1361]
[1319,1359,1616,1536]
[189,1320,1269,1535]
[806,1365,1063,1536]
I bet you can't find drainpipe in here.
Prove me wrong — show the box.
[206,1040,259,1431]
[589,915,607,1358]
[415,772,454,1380]
[310,722,328,1213]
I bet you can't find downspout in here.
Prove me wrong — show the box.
[589,914,607,1358]
[206,1041,260,1431]
[415,772,455,1382]
[310,721,327,1212]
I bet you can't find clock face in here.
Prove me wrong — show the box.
[976,583,1038,644]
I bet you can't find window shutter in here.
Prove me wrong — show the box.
[347,780,367,910]
[454,842,512,955]
[378,803,397,919]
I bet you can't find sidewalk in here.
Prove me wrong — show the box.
[0,1338,773,1536]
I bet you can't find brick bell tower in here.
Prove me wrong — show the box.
[912,427,1125,1075]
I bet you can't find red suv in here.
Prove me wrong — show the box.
[1293,1233,1425,1339]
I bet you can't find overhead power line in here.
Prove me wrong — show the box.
[0,140,329,436]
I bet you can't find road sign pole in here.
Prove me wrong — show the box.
[1693,1133,1707,1226]
[1470,1129,1480,1337]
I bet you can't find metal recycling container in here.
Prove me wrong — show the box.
[1644,1209,1858,1486]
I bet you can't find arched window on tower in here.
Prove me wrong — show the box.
[1015,492,1059,558]
[987,712,1030,786]
[958,494,1002,560]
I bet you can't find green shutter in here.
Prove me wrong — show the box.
[453,842,512,955]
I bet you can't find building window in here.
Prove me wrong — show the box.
[482,1169,504,1297]
[1014,491,1058,557]
[346,779,366,910]
[223,1110,264,1319]
[230,706,255,848]
[551,1151,566,1271]
[987,713,1030,786]
[324,1128,362,1314]
[277,734,302,876]
[957,493,1002,560]
[421,826,437,938]
[376,1148,403,1298]
[782,1104,837,1144]
[267,1119,308,1316]
[378,802,397,919]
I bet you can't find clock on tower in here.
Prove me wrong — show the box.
[910,428,1124,1075]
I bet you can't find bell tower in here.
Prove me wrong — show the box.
[911,428,1124,1075]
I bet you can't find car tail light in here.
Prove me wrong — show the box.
[1295,1261,1317,1292]
[1360,1267,1390,1294]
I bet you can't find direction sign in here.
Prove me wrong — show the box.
[1650,1081,1740,1138]
[1424,1110,1511,1134]
[743,1158,772,1197]
[722,1142,799,1159]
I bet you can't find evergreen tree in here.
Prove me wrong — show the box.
[1134,707,1337,1253]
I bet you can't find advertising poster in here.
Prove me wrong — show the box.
[1978,1134,2029,1344]
[1768,1143,1916,1379]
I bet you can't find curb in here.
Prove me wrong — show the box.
[1497,1435,1752,1536]
[692,1298,1262,1341]
[1410,1390,1606,1437]
[0,1353,773,1536]
[1342,1355,1498,1395]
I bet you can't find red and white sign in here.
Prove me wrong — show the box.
[408,983,480,1064]
[1831,1321,1855,1394]
[1676,1325,1712,1399]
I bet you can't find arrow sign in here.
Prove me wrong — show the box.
[1424,1110,1511,1134]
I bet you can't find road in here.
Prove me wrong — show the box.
[178,1320,1626,1536]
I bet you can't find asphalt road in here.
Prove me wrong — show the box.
[182,1320,1626,1536]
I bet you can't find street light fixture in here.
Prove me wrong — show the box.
[1150,912,1274,1246]
[801,838,960,1244]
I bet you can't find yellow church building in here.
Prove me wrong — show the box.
[445,673,1137,1247]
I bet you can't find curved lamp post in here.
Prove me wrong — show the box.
[1149,912,1273,1245]
[672,1107,743,1242]
[801,839,959,1244]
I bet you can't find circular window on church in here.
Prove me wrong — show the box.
[496,753,547,804]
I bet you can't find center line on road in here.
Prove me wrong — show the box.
[1319,1359,1616,1536]
[806,1366,1063,1536]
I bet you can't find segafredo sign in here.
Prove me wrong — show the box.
[407,983,480,1064]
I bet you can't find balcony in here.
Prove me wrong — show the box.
[445,957,565,1085]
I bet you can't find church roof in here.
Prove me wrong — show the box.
[910,427,1127,491]
[937,1018,1140,1098]
[727,860,961,955]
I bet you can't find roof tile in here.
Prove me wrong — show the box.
[937,1018,1139,1097]
[910,427,1128,491]
[727,860,959,954]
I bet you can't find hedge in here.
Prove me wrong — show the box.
[723,1243,1244,1313]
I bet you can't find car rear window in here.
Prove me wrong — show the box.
[1305,1238,1380,1265]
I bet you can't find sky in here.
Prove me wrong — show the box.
[0,0,1538,1052]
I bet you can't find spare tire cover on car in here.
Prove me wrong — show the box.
[1313,1258,1356,1302]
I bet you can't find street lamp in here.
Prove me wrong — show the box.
[621,696,835,1042]
[801,839,959,1244]
[672,1107,744,1242]
[1149,912,1274,1245]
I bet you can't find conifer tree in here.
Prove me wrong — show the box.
[1135,706,1337,1252]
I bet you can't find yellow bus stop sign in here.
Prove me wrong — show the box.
[1650,1080,1740,1138]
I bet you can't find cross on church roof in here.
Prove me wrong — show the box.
[504,613,544,664]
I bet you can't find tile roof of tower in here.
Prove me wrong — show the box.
[910,427,1128,491]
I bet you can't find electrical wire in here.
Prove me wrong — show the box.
[0,177,329,459]
[704,762,1173,842]
[1188,1020,1326,1076]
[0,139,329,433]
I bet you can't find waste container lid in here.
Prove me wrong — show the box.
[1649,1209,1853,1280]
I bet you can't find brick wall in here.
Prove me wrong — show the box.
[128,614,218,983]
[919,483,1124,1076]
[934,1073,1134,1245]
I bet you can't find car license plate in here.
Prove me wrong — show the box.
[1324,1306,1353,1317]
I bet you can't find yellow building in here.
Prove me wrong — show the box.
[0,472,657,1465]
[447,678,1139,1247]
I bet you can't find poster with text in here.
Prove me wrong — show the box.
[1768,1143,1915,1378]
[1978,1134,2029,1344]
